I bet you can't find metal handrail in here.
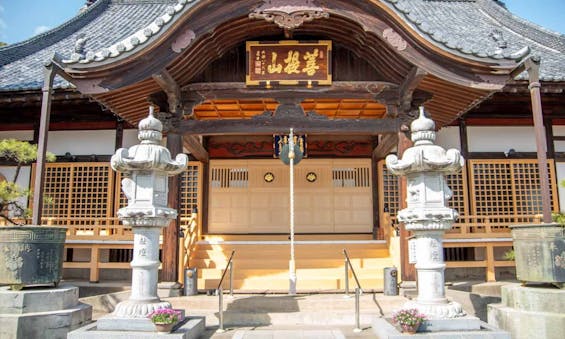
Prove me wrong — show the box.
[343,249,363,333]
[217,250,235,292]
[216,250,235,333]
[343,249,363,294]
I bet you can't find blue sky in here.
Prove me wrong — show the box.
[0,0,564,44]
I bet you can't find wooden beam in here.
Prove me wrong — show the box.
[152,70,182,115]
[184,81,399,102]
[183,135,209,163]
[176,112,400,136]
[399,67,428,112]
[372,133,399,159]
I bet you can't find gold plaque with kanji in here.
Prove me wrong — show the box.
[246,40,332,87]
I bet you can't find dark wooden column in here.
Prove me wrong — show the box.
[32,65,56,225]
[525,57,553,223]
[115,119,124,151]
[398,126,416,281]
[163,133,183,282]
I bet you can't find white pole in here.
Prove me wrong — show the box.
[289,128,297,295]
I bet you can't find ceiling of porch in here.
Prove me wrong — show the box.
[193,99,387,120]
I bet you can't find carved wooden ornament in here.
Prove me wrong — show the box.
[249,0,329,30]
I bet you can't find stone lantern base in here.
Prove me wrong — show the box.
[68,316,205,339]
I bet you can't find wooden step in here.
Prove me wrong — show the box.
[197,267,392,279]
[190,257,393,269]
[200,277,384,291]
[191,248,389,260]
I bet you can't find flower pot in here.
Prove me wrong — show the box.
[401,323,420,334]
[154,322,175,333]
[0,226,66,290]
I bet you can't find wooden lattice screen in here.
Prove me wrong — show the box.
[35,163,115,226]
[377,160,468,219]
[468,159,558,216]
[179,163,202,218]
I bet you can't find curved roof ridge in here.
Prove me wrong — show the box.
[382,0,527,61]
[63,0,194,65]
[478,0,565,54]
[0,0,111,66]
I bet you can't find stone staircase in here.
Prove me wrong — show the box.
[190,235,395,292]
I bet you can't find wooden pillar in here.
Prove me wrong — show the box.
[458,118,469,160]
[544,118,555,160]
[115,119,124,151]
[162,132,183,282]
[32,65,56,225]
[526,57,553,223]
[398,126,416,281]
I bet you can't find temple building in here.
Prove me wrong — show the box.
[1,0,564,291]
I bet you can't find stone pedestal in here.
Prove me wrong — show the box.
[0,284,91,339]
[488,283,565,339]
[158,282,183,298]
[68,316,205,339]
[372,317,510,338]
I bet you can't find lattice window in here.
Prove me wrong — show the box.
[179,163,202,218]
[38,163,114,226]
[210,167,249,188]
[332,167,370,188]
[469,159,558,216]
[378,160,400,216]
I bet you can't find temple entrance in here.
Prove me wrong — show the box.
[208,158,373,234]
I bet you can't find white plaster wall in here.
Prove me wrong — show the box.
[0,130,34,141]
[436,127,461,150]
[467,126,537,153]
[47,130,116,155]
[556,162,565,212]
[553,126,565,152]
[122,129,139,148]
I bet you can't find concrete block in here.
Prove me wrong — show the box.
[67,316,205,339]
[372,317,510,338]
[0,284,80,314]
[158,282,183,298]
[419,316,482,332]
[97,309,185,331]
[0,302,92,339]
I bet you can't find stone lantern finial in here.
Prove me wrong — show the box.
[138,106,163,144]
[410,106,436,145]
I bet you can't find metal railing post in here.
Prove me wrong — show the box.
[354,287,362,333]
[229,260,234,297]
[344,257,349,297]
[218,288,225,332]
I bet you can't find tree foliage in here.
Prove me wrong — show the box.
[0,139,55,224]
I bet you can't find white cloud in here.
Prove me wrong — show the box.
[33,25,51,35]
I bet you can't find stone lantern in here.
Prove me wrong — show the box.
[386,107,465,319]
[98,106,188,331]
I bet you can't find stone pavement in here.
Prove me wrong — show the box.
[199,325,376,338]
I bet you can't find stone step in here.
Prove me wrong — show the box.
[168,293,408,327]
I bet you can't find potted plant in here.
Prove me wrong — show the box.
[148,308,183,333]
[0,139,63,290]
[391,308,426,334]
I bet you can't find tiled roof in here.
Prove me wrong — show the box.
[0,0,564,92]
[0,0,179,91]
[382,0,565,80]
